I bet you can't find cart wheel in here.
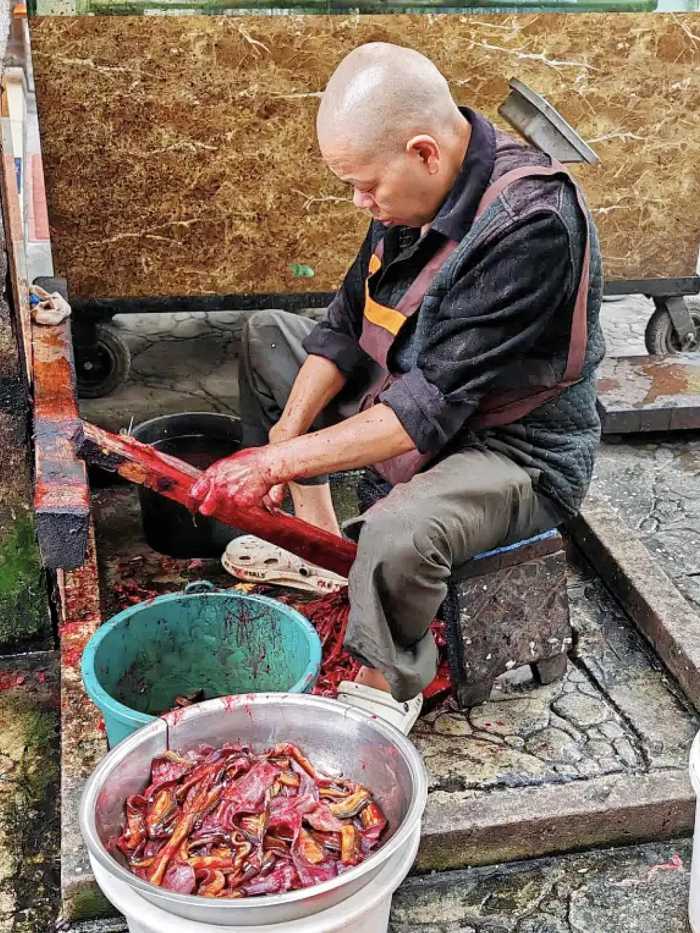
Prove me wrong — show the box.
[645,299,700,355]
[75,323,131,398]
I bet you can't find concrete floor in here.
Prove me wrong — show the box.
[4,294,700,932]
[391,837,694,932]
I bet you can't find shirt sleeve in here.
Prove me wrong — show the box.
[378,210,579,453]
[302,222,375,376]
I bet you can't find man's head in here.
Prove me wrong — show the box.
[317,43,470,229]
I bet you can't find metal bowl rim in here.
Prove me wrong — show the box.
[80,692,427,913]
[80,592,323,730]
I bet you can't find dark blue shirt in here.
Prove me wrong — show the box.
[303,109,605,516]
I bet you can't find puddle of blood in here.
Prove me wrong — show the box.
[58,620,83,638]
[597,376,621,394]
[62,645,83,668]
[0,672,26,690]
[640,360,700,405]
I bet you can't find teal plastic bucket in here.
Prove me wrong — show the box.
[81,582,322,747]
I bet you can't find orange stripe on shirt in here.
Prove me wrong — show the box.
[363,286,406,336]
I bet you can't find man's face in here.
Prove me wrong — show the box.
[322,141,442,230]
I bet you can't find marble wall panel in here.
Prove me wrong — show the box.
[31,14,699,298]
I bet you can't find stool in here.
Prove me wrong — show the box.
[444,530,571,708]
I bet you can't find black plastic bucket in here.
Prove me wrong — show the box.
[131,412,242,558]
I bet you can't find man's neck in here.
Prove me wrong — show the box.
[449,114,473,187]
[421,115,473,235]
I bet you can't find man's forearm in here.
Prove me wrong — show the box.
[274,354,347,439]
[266,404,416,482]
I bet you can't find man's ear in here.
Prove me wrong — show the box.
[405,135,440,174]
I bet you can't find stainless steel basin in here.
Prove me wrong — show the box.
[80,693,427,927]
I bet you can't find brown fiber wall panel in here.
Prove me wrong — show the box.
[31,14,700,298]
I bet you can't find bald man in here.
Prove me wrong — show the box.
[192,43,605,734]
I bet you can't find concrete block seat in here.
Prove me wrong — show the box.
[354,473,571,709]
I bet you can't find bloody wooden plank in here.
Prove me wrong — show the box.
[33,312,90,569]
[76,420,358,579]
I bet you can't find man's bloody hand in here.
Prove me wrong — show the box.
[191,405,415,517]
[190,448,286,515]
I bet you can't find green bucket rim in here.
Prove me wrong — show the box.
[81,589,323,734]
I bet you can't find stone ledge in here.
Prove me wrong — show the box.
[394,837,693,933]
[61,920,127,933]
[417,769,694,873]
[570,495,700,712]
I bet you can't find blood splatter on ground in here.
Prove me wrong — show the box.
[108,558,451,702]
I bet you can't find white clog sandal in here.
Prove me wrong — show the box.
[222,535,346,595]
[335,681,423,735]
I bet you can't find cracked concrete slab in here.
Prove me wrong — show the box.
[590,435,700,616]
[418,767,693,873]
[79,312,243,432]
[598,294,650,357]
[412,553,698,813]
[392,838,693,933]
[78,306,327,432]
[571,494,700,714]
[581,296,700,628]
[562,303,700,712]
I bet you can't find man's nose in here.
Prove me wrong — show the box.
[353,188,374,210]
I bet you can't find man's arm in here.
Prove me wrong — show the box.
[193,404,413,514]
[269,354,347,443]
[269,404,413,482]
[192,222,383,513]
[192,210,578,513]
[271,220,377,443]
